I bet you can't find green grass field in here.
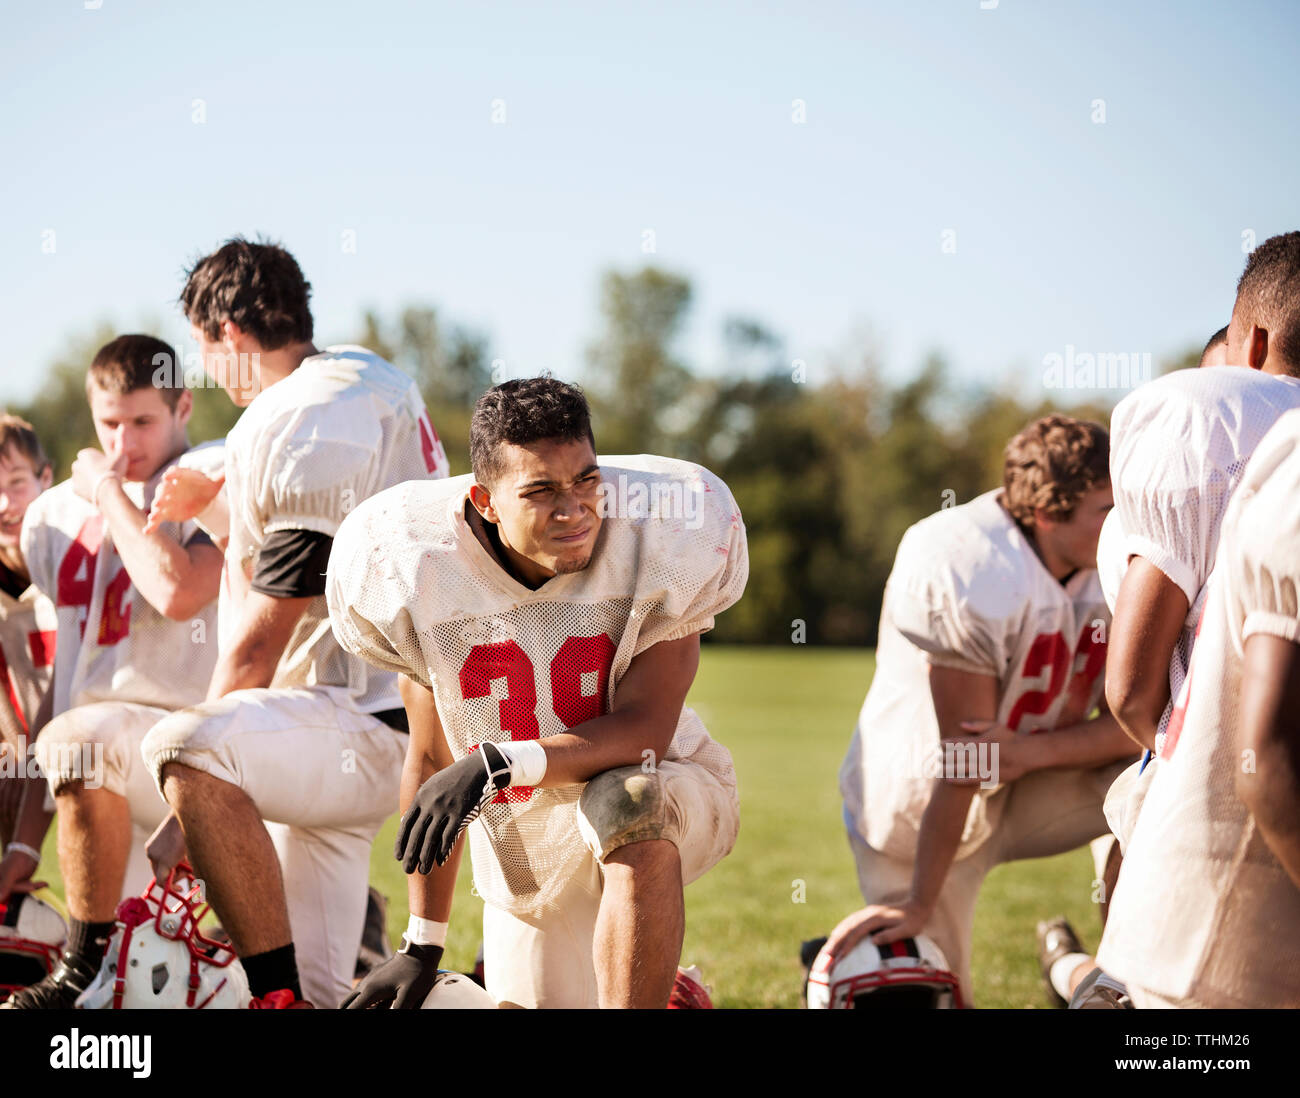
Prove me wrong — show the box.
[37,645,1104,1008]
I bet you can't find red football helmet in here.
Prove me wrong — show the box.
[807,934,964,1009]
[667,964,714,1009]
[78,862,250,1009]
[0,891,67,1002]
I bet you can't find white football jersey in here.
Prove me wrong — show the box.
[840,490,1110,861]
[222,346,448,714]
[20,444,223,717]
[1097,409,1300,1007]
[327,455,748,917]
[0,579,56,748]
[1098,366,1300,748]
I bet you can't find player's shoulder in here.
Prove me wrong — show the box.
[1230,408,1300,537]
[1113,366,1300,439]
[895,491,1041,617]
[21,479,89,533]
[175,439,226,478]
[596,453,741,521]
[331,475,473,584]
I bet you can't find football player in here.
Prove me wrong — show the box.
[829,415,1139,1006]
[1,337,224,1009]
[0,416,55,853]
[326,377,747,1009]
[138,238,447,1008]
[1040,237,1300,1007]
[1096,407,1300,1007]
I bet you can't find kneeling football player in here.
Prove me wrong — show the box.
[828,415,1140,1007]
[327,377,748,1009]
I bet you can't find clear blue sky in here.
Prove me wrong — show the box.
[1,0,1296,406]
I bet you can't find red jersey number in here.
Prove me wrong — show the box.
[1007,623,1107,733]
[461,633,616,804]
[55,516,131,646]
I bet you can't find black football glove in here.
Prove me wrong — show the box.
[341,941,444,1010]
[395,742,512,874]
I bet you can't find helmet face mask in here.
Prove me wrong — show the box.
[807,933,965,1010]
[78,863,250,1010]
[0,892,67,1002]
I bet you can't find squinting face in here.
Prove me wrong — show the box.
[87,383,190,483]
[479,437,603,585]
[0,450,49,550]
[1050,482,1114,573]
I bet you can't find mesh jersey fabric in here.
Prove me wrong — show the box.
[222,345,448,714]
[839,489,1110,862]
[327,454,748,917]
[1097,408,1300,1007]
[20,443,223,717]
[1098,366,1300,748]
[0,580,56,748]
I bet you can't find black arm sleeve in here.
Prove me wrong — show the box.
[250,529,334,599]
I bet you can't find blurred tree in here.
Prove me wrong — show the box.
[586,268,693,454]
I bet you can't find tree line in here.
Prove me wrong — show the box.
[12,267,1198,646]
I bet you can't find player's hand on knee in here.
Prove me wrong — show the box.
[0,849,46,906]
[145,813,188,884]
[341,943,444,1010]
[395,743,511,874]
[143,467,225,534]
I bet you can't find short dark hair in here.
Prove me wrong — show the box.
[470,377,596,486]
[1199,324,1229,366]
[180,237,313,350]
[0,414,50,478]
[87,334,185,410]
[1234,231,1300,375]
[1002,414,1109,526]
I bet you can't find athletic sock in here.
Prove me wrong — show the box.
[242,943,302,1000]
[66,918,117,971]
[1049,952,1093,1000]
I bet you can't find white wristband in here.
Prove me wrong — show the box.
[91,471,122,506]
[404,914,448,948]
[6,841,41,865]
[498,739,548,787]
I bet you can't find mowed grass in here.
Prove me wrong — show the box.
[38,645,1105,1007]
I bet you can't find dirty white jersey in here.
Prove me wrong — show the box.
[0,577,56,748]
[20,444,224,717]
[840,490,1110,861]
[327,455,748,917]
[1097,366,1300,749]
[222,345,448,714]
[1098,409,1300,1007]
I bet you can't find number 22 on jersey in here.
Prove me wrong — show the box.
[1006,622,1106,733]
[460,634,615,803]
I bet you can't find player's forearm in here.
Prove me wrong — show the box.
[12,774,54,852]
[1024,712,1140,772]
[535,707,677,787]
[97,479,212,619]
[205,594,305,700]
[194,489,230,547]
[909,780,978,912]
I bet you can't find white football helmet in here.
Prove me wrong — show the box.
[77,864,250,1009]
[421,969,497,1008]
[0,891,68,1002]
[807,933,963,1009]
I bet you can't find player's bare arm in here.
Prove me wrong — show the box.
[827,664,997,959]
[1236,633,1300,887]
[142,466,229,547]
[205,590,312,701]
[346,677,464,1009]
[73,449,223,621]
[535,633,700,785]
[1105,556,1189,751]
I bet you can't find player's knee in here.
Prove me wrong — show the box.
[579,766,673,859]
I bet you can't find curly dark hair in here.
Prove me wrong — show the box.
[470,377,596,486]
[180,237,313,350]
[1234,231,1300,376]
[1002,414,1109,527]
